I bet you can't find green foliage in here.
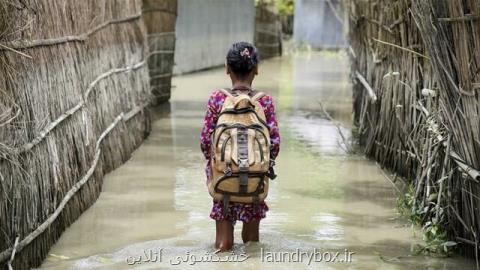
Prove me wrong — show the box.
[397,184,457,257]
[256,0,295,17]
[276,0,295,16]
[415,221,457,256]
[397,184,423,225]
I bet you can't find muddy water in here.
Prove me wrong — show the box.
[39,52,476,270]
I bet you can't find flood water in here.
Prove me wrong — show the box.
[39,52,476,270]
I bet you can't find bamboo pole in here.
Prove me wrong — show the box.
[355,71,378,102]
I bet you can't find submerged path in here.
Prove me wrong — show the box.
[39,52,476,269]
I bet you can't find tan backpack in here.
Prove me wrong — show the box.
[208,88,276,216]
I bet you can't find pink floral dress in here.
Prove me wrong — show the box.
[200,89,280,224]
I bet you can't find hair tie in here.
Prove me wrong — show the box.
[240,48,251,58]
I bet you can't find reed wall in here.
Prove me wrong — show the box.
[255,2,282,59]
[143,0,177,105]
[348,0,480,257]
[0,1,153,269]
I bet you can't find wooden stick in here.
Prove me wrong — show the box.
[7,236,19,270]
[372,38,430,60]
[456,237,480,249]
[0,44,32,59]
[417,101,480,182]
[376,163,403,194]
[355,71,378,102]
[0,13,141,50]
[317,99,352,153]
[438,14,480,22]
[436,136,451,220]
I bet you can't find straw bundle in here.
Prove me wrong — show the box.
[347,0,480,258]
[255,1,282,59]
[143,0,177,105]
[0,1,152,269]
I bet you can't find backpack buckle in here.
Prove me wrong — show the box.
[268,159,277,180]
[223,162,232,176]
[238,158,249,170]
[269,160,276,167]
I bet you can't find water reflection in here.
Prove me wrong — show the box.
[38,52,476,270]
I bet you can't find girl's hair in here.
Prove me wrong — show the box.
[226,42,258,76]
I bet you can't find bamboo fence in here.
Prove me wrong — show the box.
[347,0,480,259]
[0,1,156,269]
[143,0,177,105]
[255,1,282,59]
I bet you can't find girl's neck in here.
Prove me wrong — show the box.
[231,82,252,90]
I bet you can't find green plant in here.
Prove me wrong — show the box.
[276,0,295,17]
[397,184,423,225]
[397,184,457,257]
[414,221,457,256]
[255,0,295,17]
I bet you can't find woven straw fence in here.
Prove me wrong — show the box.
[347,0,480,258]
[0,0,156,269]
[143,0,177,105]
[255,2,282,59]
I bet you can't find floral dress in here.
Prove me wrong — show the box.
[200,89,280,224]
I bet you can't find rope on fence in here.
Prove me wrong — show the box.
[142,8,177,16]
[0,103,147,264]
[15,60,147,155]
[0,13,142,51]
[147,32,176,38]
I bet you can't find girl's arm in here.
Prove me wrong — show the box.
[200,90,225,160]
[260,95,280,160]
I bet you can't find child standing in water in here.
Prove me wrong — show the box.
[200,42,280,251]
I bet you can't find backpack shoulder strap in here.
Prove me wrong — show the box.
[251,91,265,101]
[218,88,234,98]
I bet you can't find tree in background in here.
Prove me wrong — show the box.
[256,0,294,36]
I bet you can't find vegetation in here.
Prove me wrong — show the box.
[255,0,295,16]
[348,0,480,260]
[397,185,457,256]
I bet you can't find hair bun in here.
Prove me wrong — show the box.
[226,42,258,76]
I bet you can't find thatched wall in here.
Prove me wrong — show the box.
[143,0,177,105]
[0,1,152,269]
[348,0,480,257]
[255,2,282,59]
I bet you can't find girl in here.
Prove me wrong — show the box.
[200,42,280,251]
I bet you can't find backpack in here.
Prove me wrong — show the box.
[208,88,276,216]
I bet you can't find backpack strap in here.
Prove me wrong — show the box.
[219,88,234,98]
[251,91,265,101]
[222,87,265,100]
[222,195,231,218]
